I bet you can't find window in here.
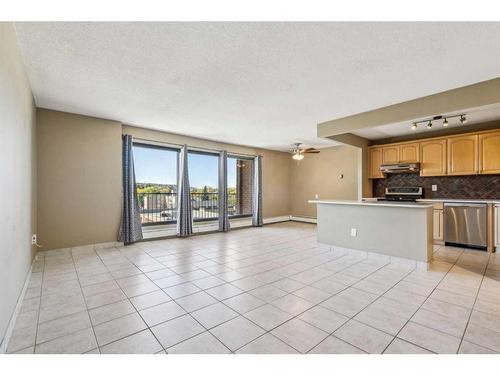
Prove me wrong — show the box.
[188,151,219,221]
[133,143,179,225]
[228,156,254,217]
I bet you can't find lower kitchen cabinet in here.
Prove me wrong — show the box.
[433,209,444,242]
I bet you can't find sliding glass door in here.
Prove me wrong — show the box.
[133,143,179,225]
[227,156,254,218]
[132,144,255,226]
[188,151,219,221]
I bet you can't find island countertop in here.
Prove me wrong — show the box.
[309,199,434,209]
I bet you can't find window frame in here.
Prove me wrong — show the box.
[133,141,180,227]
[227,154,254,219]
[187,149,221,222]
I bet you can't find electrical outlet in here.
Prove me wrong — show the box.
[350,228,357,237]
[432,185,438,192]
[31,234,37,245]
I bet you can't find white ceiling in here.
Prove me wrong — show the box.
[353,103,500,140]
[14,22,500,151]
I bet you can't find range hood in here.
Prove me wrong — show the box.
[380,163,420,174]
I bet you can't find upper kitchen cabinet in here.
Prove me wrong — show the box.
[420,139,447,176]
[380,142,420,164]
[479,131,500,174]
[399,142,420,163]
[382,145,400,164]
[369,147,384,179]
[447,134,478,175]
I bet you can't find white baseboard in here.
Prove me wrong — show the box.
[0,255,36,354]
[263,216,291,224]
[290,216,317,224]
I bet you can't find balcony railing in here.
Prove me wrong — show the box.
[137,192,243,225]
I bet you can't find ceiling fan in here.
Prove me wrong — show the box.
[289,143,320,160]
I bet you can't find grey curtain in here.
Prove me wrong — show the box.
[118,135,143,244]
[218,150,230,232]
[176,145,193,237]
[252,155,263,227]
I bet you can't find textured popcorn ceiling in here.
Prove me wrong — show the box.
[14,22,500,151]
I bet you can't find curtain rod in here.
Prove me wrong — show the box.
[131,136,262,159]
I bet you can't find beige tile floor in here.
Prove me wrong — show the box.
[6,222,500,354]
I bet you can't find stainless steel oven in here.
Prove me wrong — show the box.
[444,203,487,250]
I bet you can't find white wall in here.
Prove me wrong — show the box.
[0,23,36,347]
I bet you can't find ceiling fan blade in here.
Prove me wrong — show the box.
[304,149,320,153]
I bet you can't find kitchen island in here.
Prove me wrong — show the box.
[309,200,434,263]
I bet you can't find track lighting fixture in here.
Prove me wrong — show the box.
[409,113,466,130]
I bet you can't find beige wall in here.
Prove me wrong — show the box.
[36,113,362,251]
[0,23,37,347]
[37,109,122,250]
[290,145,359,218]
[123,125,292,219]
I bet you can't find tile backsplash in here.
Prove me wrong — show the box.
[372,173,500,199]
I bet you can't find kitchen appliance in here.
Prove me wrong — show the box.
[384,187,423,202]
[444,203,487,250]
[380,163,420,174]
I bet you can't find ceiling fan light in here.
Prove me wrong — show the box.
[292,153,304,160]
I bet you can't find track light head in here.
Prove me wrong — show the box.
[427,120,432,129]
[411,123,417,131]
[460,115,467,125]
[443,118,449,127]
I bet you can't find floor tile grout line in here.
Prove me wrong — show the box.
[29,256,45,354]
[308,244,468,353]
[71,248,102,354]
[25,239,376,354]
[24,226,492,355]
[142,246,365,354]
[380,248,472,354]
[94,248,173,352]
[305,250,418,354]
[406,261,490,340]
[218,247,428,353]
[226,250,387,354]
[457,252,491,352]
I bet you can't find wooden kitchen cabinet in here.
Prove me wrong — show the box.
[369,147,384,179]
[382,146,400,164]
[433,209,444,242]
[479,131,500,174]
[399,142,420,163]
[447,134,478,175]
[420,139,447,176]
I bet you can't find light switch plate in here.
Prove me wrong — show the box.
[350,228,357,237]
[432,185,438,192]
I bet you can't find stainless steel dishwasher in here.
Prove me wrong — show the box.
[444,202,487,250]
